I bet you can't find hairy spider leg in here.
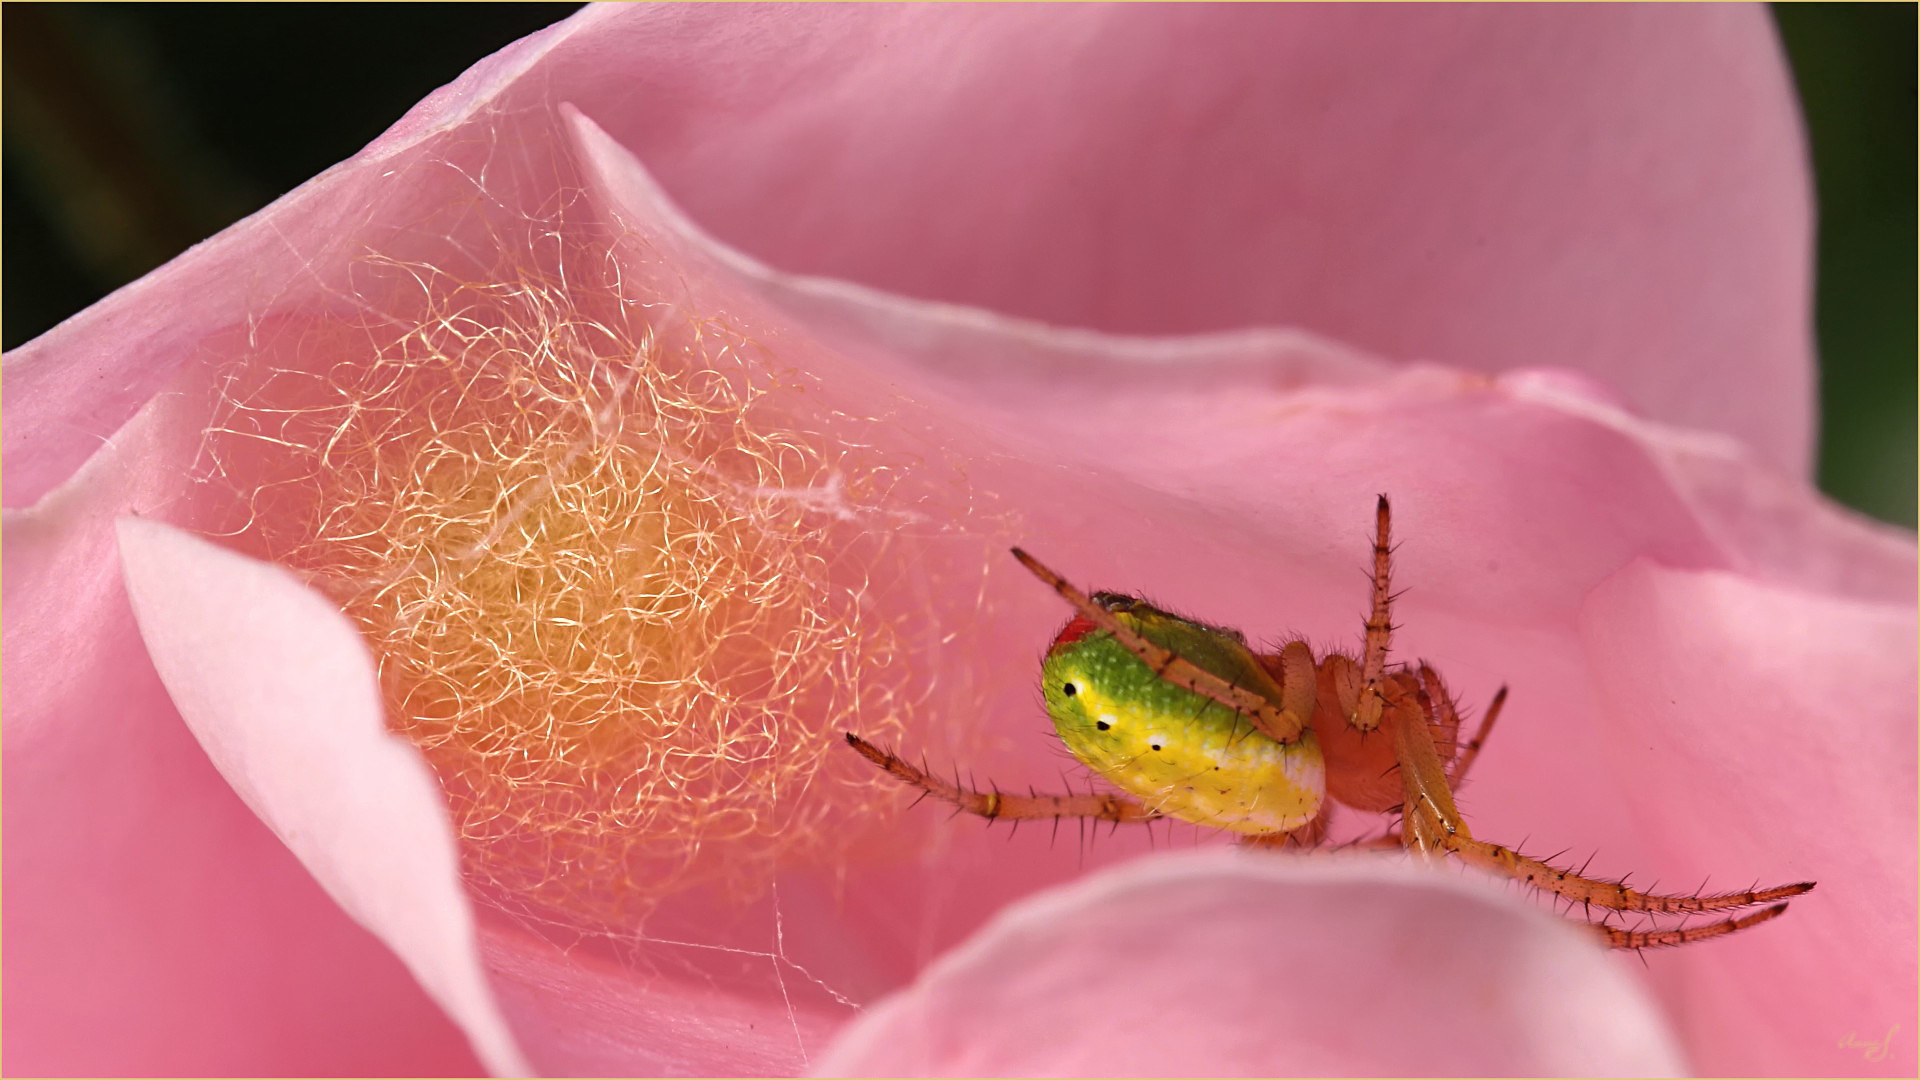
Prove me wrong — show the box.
[1449,683,1507,787]
[858,508,1814,950]
[1388,679,1469,853]
[1350,495,1396,732]
[1404,662,1504,788]
[845,733,1162,826]
[1440,830,1814,915]
[1340,509,1807,928]
[1329,500,1500,780]
[1596,905,1793,950]
[1321,668,1496,847]
[1269,640,1319,744]
[1009,548,1308,743]
[1381,680,1813,948]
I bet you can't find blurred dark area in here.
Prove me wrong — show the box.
[1774,3,1916,526]
[3,3,578,342]
[4,4,1914,526]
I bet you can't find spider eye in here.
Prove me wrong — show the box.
[1061,681,1078,697]
[1095,719,1111,731]
[1150,742,1163,751]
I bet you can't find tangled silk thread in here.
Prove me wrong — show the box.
[196,240,933,936]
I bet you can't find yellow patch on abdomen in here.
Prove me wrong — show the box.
[1066,684,1324,835]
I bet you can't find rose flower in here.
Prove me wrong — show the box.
[5,6,1912,1077]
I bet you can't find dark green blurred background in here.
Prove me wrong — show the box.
[5,4,1913,527]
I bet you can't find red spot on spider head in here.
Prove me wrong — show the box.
[1049,615,1100,654]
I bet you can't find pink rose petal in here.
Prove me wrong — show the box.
[3,7,1901,1077]
[1581,560,1918,1077]
[570,116,1914,1076]
[483,925,843,1077]
[115,517,529,1077]
[526,4,1814,472]
[6,5,1812,511]
[2,397,490,1077]
[815,852,1688,1077]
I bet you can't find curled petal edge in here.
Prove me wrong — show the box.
[813,850,1690,1077]
[116,518,530,1078]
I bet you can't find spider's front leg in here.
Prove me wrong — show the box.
[1349,494,1397,733]
[844,733,1162,827]
[1448,680,1506,787]
[1379,685,1815,948]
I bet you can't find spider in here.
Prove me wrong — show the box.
[847,496,1814,949]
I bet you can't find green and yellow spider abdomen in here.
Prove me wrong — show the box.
[1040,600,1324,834]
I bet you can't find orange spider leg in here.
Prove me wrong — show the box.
[1010,548,1308,743]
[1404,664,1504,787]
[1381,684,1812,947]
[1439,833,1814,915]
[845,733,1161,825]
[1271,639,1319,740]
[1387,680,1469,854]
[1350,495,1395,732]
[1596,905,1794,949]
[1449,683,1507,787]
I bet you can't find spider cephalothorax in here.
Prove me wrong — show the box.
[848,496,1813,949]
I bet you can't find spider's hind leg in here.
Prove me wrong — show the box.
[845,733,1161,826]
